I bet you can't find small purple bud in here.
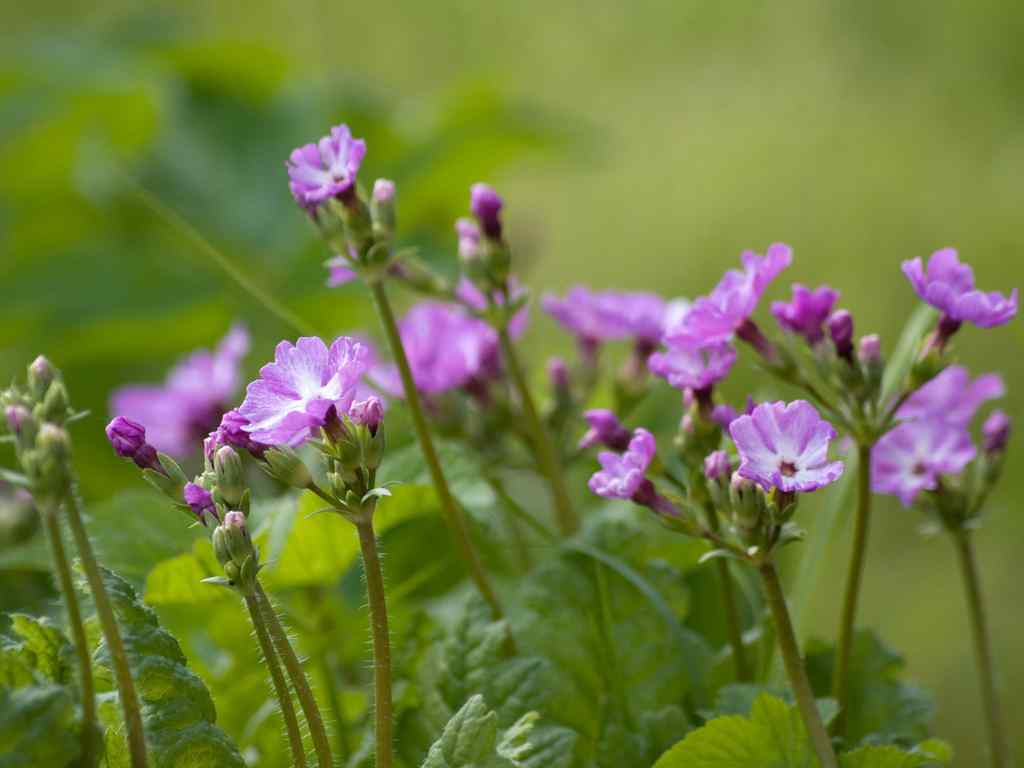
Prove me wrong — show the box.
[349,396,384,436]
[579,409,631,452]
[372,178,395,203]
[105,416,163,473]
[983,410,1010,454]
[858,334,881,364]
[827,310,854,360]
[710,404,738,431]
[547,357,570,393]
[183,482,217,525]
[703,450,732,482]
[27,355,57,400]
[224,510,246,530]
[5,405,30,434]
[470,182,503,239]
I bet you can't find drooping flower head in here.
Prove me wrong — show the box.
[105,416,163,473]
[895,366,1004,427]
[579,409,631,451]
[111,325,249,457]
[729,400,844,492]
[871,419,976,507]
[667,244,792,345]
[647,339,736,392]
[238,336,369,448]
[901,248,1017,328]
[771,284,839,344]
[588,428,657,500]
[287,124,366,210]
[456,276,530,338]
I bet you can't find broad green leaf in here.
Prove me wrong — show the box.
[377,440,497,512]
[653,693,818,768]
[0,684,82,768]
[840,743,951,767]
[82,566,245,767]
[145,538,227,606]
[1,614,71,686]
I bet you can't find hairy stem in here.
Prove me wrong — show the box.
[320,651,351,765]
[245,594,306,768]
[831,442,872,735]
[953,529,1010,768]
[759,561,838,768]
[41,503,98,767]
[255,583,333,768]
[63,486,148,768]
[368,280,505,621]
[356,519,394,768]
[498,328,578,535]
[705,505,751,682]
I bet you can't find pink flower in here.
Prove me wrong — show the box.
[238,336,369,447]
[647,340,736,392]
[578,409,631,451]
[588,428,657,500]
[771,284,839,343]
[871,419,976,506]
[287,124,366,209]
[895,366,1004,427]
[901,248,1017,328]
[729,400,844,492]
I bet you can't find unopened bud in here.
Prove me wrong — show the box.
[858,334,881,364]
[547,357,570,392]
[0,489,39,551]
[105,416,163,473]
[729,471,761,532]
[983,410,1010,454]
[371,178,396,238]
[27,356,57,402]
[262,447,313,489]
[470,183,503,241]
[827,310,854,361]
[5,405,37,452]
[349,396,384,437]
[579,409,630,451]
[703,450,732,483]
[37,381,70,424]
[214,446,245,507]
[183,482,217,525]
[37,424,71,463]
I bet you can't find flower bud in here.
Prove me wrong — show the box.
[858,334,881,364]
[214,446,245,507]
[703,450,731,483]
[729,471,761,534]
[579,409,631,451]
[371,178,396,238]
[222,510,252,561]
[827,310,854,361]
[5,405,37,452]
[262,446,313,489]
[547,357,570,392]
[983,410,1010,454]
[0,489,39,551]
[36,381,70,424]
[105,416,163,473]
[183,482,217,525]
[470,183,503,240]
[349,396,384,437]
[27,356,57,402]
[37,423,71,464]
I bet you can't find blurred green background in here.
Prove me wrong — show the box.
[2,2,1022,764]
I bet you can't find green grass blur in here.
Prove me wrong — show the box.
[2,2,1023,764]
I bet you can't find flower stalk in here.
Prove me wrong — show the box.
[705,504,751,682]
[356,518,394,768]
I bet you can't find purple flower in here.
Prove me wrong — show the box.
[204,410,269,460]
[859,334,881,363]
[647,339,736,392]
[588,428,657,500]
[470,183,504,239]
[594,292,669,346]
[237,336,369,448]
[704,450,732,482]
[771,284,839,343]
[326,246,359,287]
[711,404,738,431]
[729,400,844,492]
[5,405,30,435]
[111,325,249,457]
[373,302,499,397]
[105,416,163,473]
[456,218,482,262]
[982,410,1010,453]
[871,419,976,506]
[183,482,217,525]
[373,178,395,203]
[456,276,530,338]
[896,366,1004,427]
[667,244,792,345]
[902,248,1017,328]
[579,409,632,451]
[827,310,854,359]
[542,287,624,346]
[349,396,384,436]
[287,124,366,209]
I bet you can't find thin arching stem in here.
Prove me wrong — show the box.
[245,594,306,768]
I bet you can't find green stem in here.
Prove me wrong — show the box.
[356,518,394,768]
[320,651,351,765]
[497,328,578,536]
[758,561,838,768]
[485,475,533,571]
[953,529,1011,768]
[256,583,333,768]
[706,505,751,682]
[368,279,505,620]
[244,594,306,768]
[63,486,148,768]
[41,503,98,767]
[831,442,872,735]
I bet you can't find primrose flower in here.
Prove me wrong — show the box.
[456,276,530,338]
[470,183,504,239]
[729,400,844,492]
[542,287,624,348]
[237,336,369,447]
[594,292,669,347]
[111,325,249,457]
[588,428,657,500]
[105,416,163,473]
[287,124,366,210]
[896,366,1004,427]
[771,284,839,343]
[373,302,500,397]
[579,409,631,451]
[902,248,1017,328]
[982,411,1011,454]
[871,419,976,506]
[667,244,791,345]
[647,339,736,392]
[183,482,216,525]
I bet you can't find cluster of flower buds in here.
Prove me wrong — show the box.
[208,510,260,593]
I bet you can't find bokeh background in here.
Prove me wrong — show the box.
[2,2,1022,764]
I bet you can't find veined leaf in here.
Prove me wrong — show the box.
[840,742,951,767]
[0,684,82,768]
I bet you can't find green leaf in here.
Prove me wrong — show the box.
[0,614,72,686]
[880,304,937,402]
[0,684,82,768]
[81,565,245,767]
[377,440,497,512]
[840,742,951,767]
[653,693,819,767]
[145,538,228,606]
